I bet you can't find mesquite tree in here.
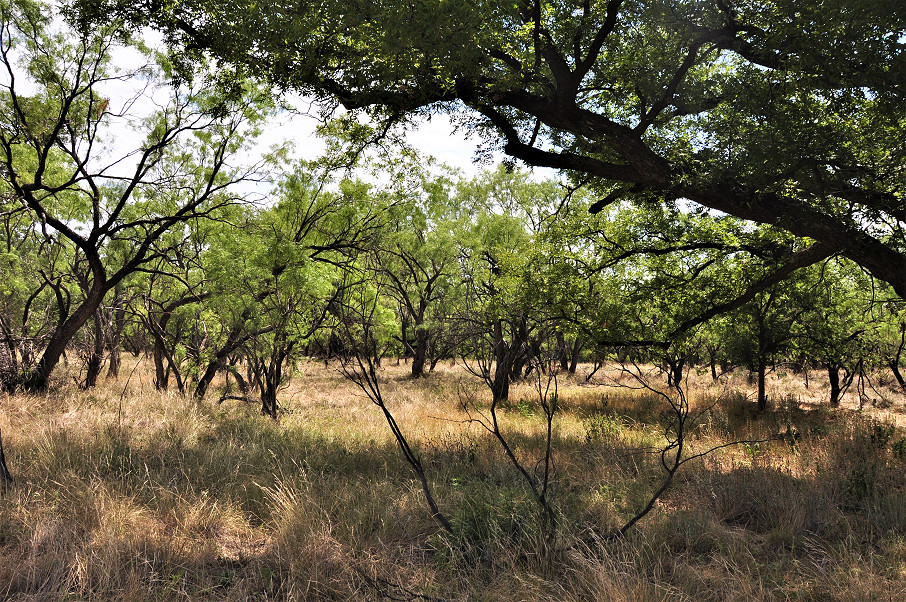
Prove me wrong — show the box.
[95,0,906,299]
[0,0,271,390]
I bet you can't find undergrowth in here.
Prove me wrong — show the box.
[0,359,904,600]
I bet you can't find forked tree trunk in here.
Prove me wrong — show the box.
[24,283,106,391]
[665,354,686,389]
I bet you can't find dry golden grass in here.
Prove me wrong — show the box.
[0,356,904,600]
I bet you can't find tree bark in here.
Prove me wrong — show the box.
[756,357,767,412]
[106,284,126,379]
[890,362,906,393]
[556,330,569,372]
[828,364,841,406]
[23,280,106,391]
[569,336,582,374]
[194,325,244,400]
[195,318,276,400]
[491,320,511,404]
[665,354,686,389]
[0,427,12,486]
[411,326,428,378]
[81,310,106,389]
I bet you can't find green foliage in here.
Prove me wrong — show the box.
[97,0,906,300]
[584,413,624,443]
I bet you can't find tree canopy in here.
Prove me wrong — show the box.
[78,0,906,297]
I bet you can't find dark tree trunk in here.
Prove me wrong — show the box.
[890,362,906,392]
[23,282,106,391]
[194,336,237,400]
[707,345,720,382]
[260,384,278,419]
[507,318,531,382]
[0,331,17,394]
[153,338,169,390]
[569,336,582,374]
[411,326,428,378]
[665,354,686,389]
[106,285,126,379]
[556,330,569,372]
[82,311,106,389]
[148,311,185,393]
[755,316,769,412]
[400,315,413,359]
[892,330,906,392]
[491,320,511,404]
[0,427,12,486]
[195,316,274,400]
[106,340,120,379]
[261,353,285,420]
[828,364,841,406]
[228,365,249,395]
[250,342,292,420]
[756,357,768,412]
[492,362,510,404]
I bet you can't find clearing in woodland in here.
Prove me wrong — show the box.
[0,358,905,600]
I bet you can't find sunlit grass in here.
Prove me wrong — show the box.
[0,357,904,599]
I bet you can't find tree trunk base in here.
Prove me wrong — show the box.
[0,428,13,488]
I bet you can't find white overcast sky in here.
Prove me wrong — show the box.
[90,30,558,189]
[253,105,496,177]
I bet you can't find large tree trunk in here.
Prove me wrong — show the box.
[106,284,126,379]
[756,357,768,412]
[828,364,842,406]
[23,282,106,391]
[665,354,686,389]
[411,325,428,378]
[568,336,582,374]
[194,330,241,400]
[556,331,569,372]
[195,319,275,399]
[890,362,906,393]
[81,310,106,389]
[491,320,511,404]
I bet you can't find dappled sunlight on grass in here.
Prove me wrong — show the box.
[0,357,904,599]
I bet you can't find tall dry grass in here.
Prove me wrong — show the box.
[0,357,904,600]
